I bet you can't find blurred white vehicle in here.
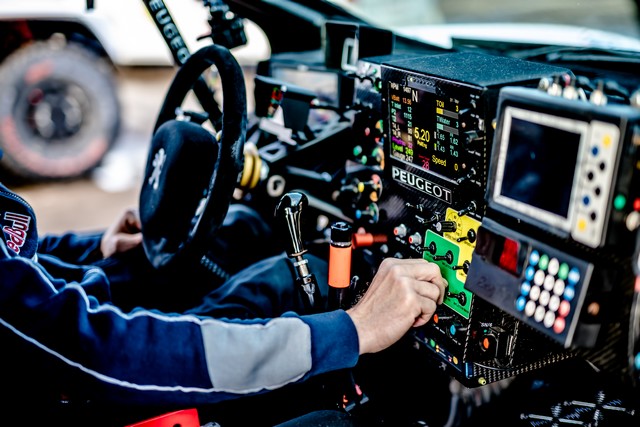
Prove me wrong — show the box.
[0,0,269,181]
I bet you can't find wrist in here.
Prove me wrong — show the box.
[346,308,369,355]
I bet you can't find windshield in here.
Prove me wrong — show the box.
[326,0,640,50]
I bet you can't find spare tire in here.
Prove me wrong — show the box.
[0,41,120,181]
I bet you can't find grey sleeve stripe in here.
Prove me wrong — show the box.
[201,317,312,394]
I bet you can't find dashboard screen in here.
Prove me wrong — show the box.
[388,82,462,180]
[491,106,589,233]
[499,116,581,219]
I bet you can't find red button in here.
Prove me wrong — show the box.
[553,317,566,334]
[558,300,571,317]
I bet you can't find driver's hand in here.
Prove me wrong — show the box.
[346,257,447,355]
[100,208,143,258]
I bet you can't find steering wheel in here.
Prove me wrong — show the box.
[139,44,247,270]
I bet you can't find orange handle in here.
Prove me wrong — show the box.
[328,245,352,289]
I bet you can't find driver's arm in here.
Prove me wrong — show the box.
[37,208,142,264]
[0,237,358,407]
[1,233,444,407]
[38,230,104,264]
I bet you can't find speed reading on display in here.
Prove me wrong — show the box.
[388,81,463,180]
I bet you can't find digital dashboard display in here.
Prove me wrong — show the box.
[388,82,462,180]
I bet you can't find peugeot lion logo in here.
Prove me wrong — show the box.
[148,148,167,190]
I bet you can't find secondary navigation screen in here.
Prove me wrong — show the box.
[499,116,581,219]
[388,82,462,180]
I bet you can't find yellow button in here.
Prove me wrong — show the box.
[603,134,612,147]
[577,218,587,231]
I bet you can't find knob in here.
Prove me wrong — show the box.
[275,191,322,312]
[435,221,457,233]
[393,224,408,238]
[479,326,513,361]
[361,174,382,202]
[432,313,452,324]
[447,321,468,338]
[355,203,379,223]
[408,232,423,246]
[275,192,308,257]
[480,333,498,356]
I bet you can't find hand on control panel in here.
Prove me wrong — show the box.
[347,257,448,355]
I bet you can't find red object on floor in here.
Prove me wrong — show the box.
[125,408,200,427]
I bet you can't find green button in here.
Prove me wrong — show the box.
[538,254,549,271]
[614,194,626,210]
[429,339,436,348]
[558,262,570,280]
[353,145,363,156]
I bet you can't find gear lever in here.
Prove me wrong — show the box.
[275,192,323,312]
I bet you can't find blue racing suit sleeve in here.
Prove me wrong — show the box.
[38,231,104,265]
[0,238,360,407]
[38,231,105,265]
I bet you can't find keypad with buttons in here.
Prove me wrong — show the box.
[515,247,590,345]
[465,217,597,348]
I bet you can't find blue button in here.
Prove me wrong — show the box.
[449,325,457,336]
[525,266,535,281]
[591,146,599,156]
[529,250,540,266]
[520,281,531,296]
[582,195,590,206]
[564,286,576,301]
[635,353,640,370]
[568,267,581,285]
[516,296,527,311]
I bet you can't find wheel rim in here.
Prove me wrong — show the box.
[20,78,90,142]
